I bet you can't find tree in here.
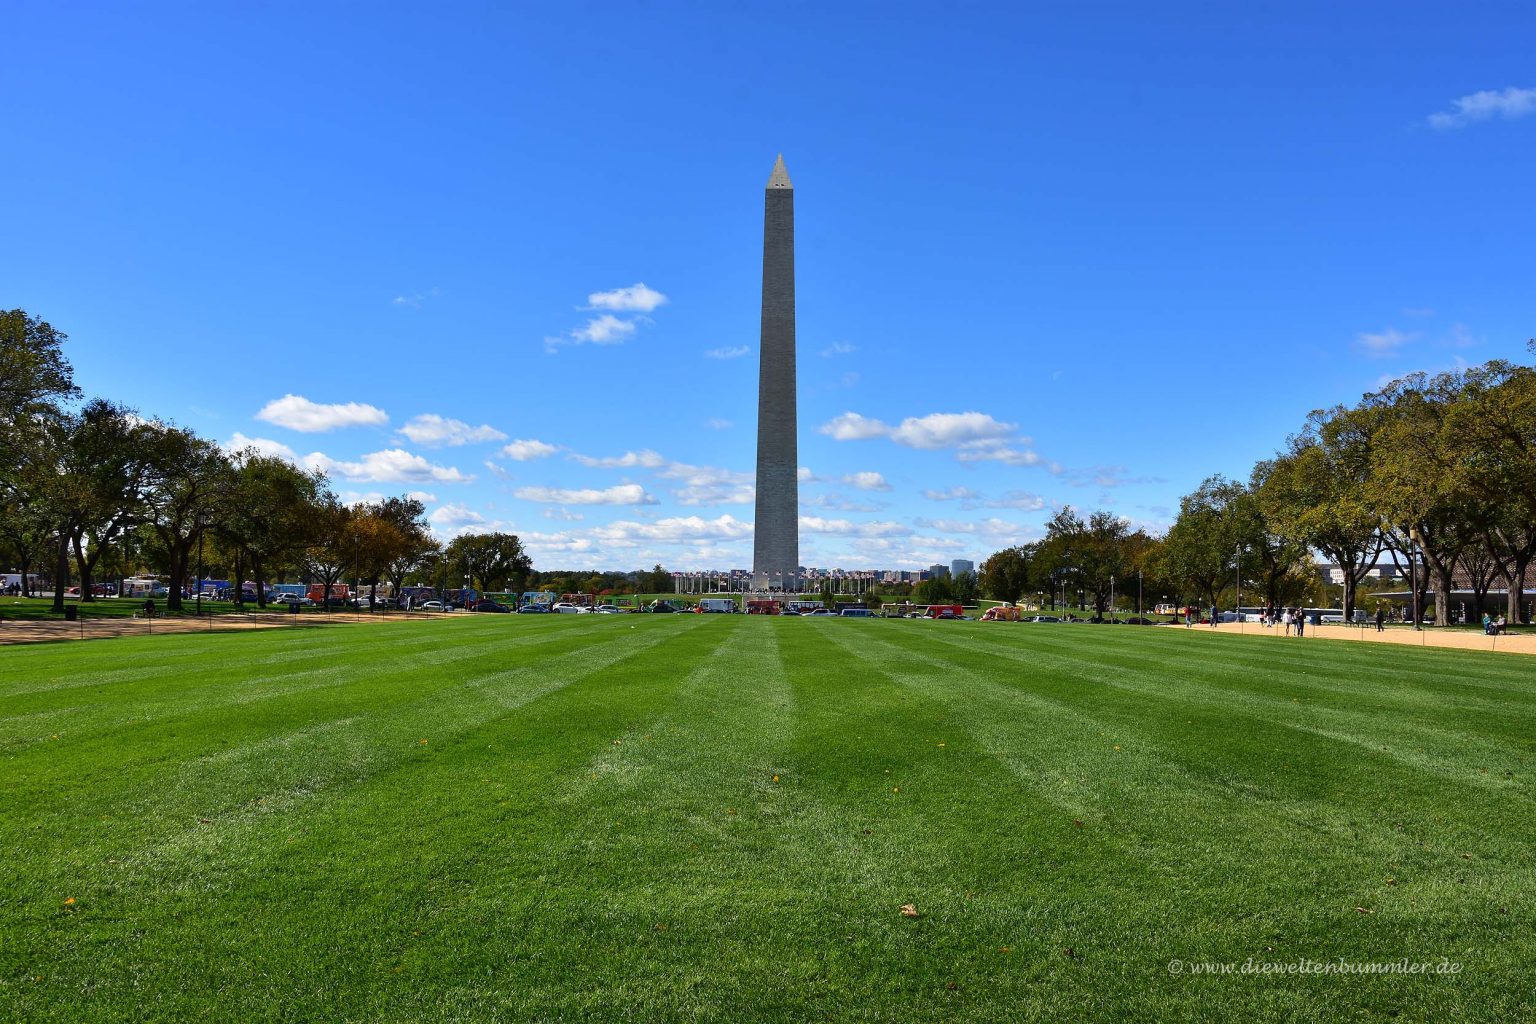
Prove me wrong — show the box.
[220,451,325,608]
[141,426,233,612]
[0,309,79,469]
[301,495,353,611]
[978,546,1031,604]
[444,532,533,595]
[1157,476,1248,608]
[64,401,157,603]
[1257,416,1382,620]
[951,569,979,604]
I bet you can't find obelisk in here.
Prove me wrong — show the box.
[752,154,798,591]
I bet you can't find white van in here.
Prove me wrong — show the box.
[839,607,874,618]
[698,598,738,614]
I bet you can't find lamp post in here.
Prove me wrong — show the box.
[1137,570,1143,622]
[1235,543,1243,634]
[1409,528,1421,631]
[195,525,204,617]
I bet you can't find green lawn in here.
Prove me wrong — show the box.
[2,617,1531,1022]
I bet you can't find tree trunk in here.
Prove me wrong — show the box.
[51,534,70,613]
[72,532,94,603]
[166,544,191,612]
[253,553,267,609]
[1510,556,1531,624]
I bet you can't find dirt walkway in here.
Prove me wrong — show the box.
[0,611,447,646]
[1190,620,1536,656]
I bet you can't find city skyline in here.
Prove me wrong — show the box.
[4,4,1533,571]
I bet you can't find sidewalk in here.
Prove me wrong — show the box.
[1197,621,1536,656]
[0,611,442,646]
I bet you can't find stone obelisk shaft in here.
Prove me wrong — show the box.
[753,155,798,590]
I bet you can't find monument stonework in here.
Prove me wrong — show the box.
[752,155,799,591]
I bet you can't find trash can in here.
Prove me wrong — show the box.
[1310,612,1321,627]
[288,601,301,615]
[63,606,78,621]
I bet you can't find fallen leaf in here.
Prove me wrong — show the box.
[1354,907,1374,914]
[62,897,75,906]
[946,981,958,990]
[198,818,212,825]
[900,904,919,918]
[1073,819,1084,828]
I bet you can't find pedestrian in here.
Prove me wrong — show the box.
[1296,608,1306,637]
[1210,604,1219,628]
[1184,608,1192,628]
[1375,605,1385,632]
[1281,608,1292,635]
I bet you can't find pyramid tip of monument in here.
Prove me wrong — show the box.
[768,154,792,188]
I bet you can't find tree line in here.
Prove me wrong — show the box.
[0,309,534,612]
[980,348,1536,624]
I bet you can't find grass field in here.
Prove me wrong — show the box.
[3,616,1531,1022]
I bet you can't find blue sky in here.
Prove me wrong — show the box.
[5,1,1533,571]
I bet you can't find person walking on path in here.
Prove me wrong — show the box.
[1296,608,1306,637]
[1210,604,1219,628]
[1375,605,1386,632]
[1281,608,1292,635]
[1184,608,1193,628]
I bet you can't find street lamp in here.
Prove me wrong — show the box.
[1235,543,1243,633]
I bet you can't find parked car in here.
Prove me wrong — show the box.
[474,599,511,613]
[515,603,550,614]
[839,607,874,617]
[649,602,677,614]
[594,605,628,614]
[808,609,836,617]
[551,602,586,614]
[1028,615,1061,623]
[418,600,448,612]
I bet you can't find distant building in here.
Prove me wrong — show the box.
[928,563,950,579]
[951,559,975,578]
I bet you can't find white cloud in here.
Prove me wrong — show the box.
[255,394,388,432]
[841,471,890,492]
[546,315,641,352]
[571,449,666,469]
[513,483,657,506]
[305,448,473,484]
[484,460,511,480]
[799,516,912,538]
[914,516,1038,539]
[591,514,754,544]
[674,484,756,506]
[1356,327,1416,354]
[587,282,668,313]
[819,410,1017,450]
[428,503,488,532]
[705,345,751,359]
[956,445,1044,468]
[922,486,979,502]
[392,287,440,309]
[542,507,585,521]
[398,414,507,447]
[820,342,857,357]
[1428,86,1536,129]
[655,460,752,487]
[819,412,893,441]
[804,493,883,513]
[501,439,560,461]
[572,315,637,344]
[707,418,733,430]
[921,487,1046,511]
[224,432,299,462]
